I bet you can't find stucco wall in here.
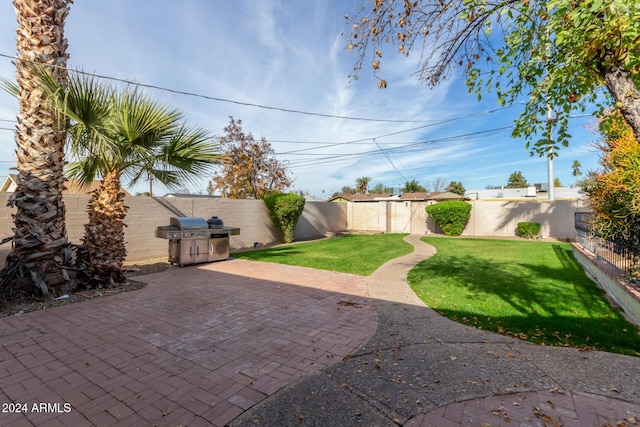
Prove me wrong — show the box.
[572,243,640,326]
[346,201,429,234]
[0,194,585,268]
[0,194,346,267]
[345,199,584,239]
[460,199,586,240]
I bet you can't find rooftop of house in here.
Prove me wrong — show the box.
[327,186,583,202]
[327,191,468,202]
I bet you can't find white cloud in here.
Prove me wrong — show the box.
[0,0,602,197]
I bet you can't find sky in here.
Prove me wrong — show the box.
[0,1,602,199]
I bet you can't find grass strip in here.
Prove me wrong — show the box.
[233,233,413,276]
[408,237,640,356]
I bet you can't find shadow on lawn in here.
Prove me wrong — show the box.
[433,307,640,356]
[234,246,305,260]
[411,244,610,315]
[410,253,558,316]
[409,243,640,355]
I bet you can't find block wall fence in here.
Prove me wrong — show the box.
[0,194,586,268]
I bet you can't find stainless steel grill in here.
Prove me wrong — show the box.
[155,216,240,267]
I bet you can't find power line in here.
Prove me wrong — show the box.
[286,126,513,159]
[373,138,410,183]
[0,52,514,124]
[285,126,514,169]
[277,118,476,155]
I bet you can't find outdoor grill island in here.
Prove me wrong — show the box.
[155,216,240,267]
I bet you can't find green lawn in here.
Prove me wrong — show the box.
[232,233,413,276]
[408,237,640,356]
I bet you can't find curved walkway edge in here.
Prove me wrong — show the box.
[230,234,640,427]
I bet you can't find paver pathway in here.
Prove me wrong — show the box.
[0,260,377,426]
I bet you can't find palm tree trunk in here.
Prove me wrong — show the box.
[1,0,75,298]
[80,170,128,288]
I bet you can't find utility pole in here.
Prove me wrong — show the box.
[545,29,555,202]
[547,105,555,201]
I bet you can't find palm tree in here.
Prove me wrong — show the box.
[0,0,75,298]
[39,72,221,287]
[572,160,583,183]
[355,176,372,194]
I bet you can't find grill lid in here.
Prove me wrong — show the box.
[207,216,224,229]
[169,217,208,230]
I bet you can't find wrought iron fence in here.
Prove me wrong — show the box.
[574,212,640,274]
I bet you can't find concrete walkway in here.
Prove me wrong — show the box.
[231,235,640,426]
[0,234,638,426]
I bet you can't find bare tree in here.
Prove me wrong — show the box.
[429,177,447,193]
[211,117,292,199]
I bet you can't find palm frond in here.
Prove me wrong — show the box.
[0,77,19,98]
[111,87,182,146]
[65,159,104,186]
[152,125,221,186]
[35,68,221,193]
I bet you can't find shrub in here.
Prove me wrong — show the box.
[263,193,306,243]
[517,222,541,239]
[425,201,471,236]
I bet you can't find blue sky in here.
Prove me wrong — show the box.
[0,1,600,198]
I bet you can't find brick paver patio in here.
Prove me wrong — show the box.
[0,259,377,426]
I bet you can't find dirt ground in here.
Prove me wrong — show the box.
[0,257,170,318]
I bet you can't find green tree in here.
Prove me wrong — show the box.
[445,181,466,196]
[582,113,640,240]
[212,117,291,199]
[341,186,356,195]
[37,72,221,287]
[506,171,528,188]
[355,176,372,194]
[346,0,640,156]
[572,160,583,182]
[371,183,390,194]
[403,179,427,193]
[1,0,74,298]
[554,178,562,187]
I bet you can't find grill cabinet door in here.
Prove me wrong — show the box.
[208,236,229,261]
[181,238,210,265]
